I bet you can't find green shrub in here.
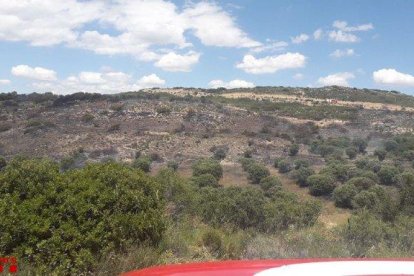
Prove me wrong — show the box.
[399,171,414,215]
[293,159,309,169]
[291,167,314,187]
[0,156,6,170]
[201,229,222,254]
[81,113,95,123]
[246,163,270,184]
[133,156,152,172]
[346,177,376,191]
[374,148,387,161]
[377,165,400,186]
[288,144,299,156]
[167,160,179,171]
[156,105,171,115]
[0,159,165,274]
[192,173,219,188]
[259,176,281,191]
[345,147,358,159]
[278,160,291,173]
[213,148,227,160]
[352,190,379,210]
[197,186,266,229]
[332,184,358,208]
[352,137,368,153]
[192,158,223,180]
[307,174,336,196]
[384,139,399,152]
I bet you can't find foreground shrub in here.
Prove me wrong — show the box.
[0,159,165,274]
[192,158,223,180]
[377,165,400,186]
[307,174,336,196]
[246,163,270,184]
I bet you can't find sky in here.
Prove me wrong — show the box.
[1,0,414,95]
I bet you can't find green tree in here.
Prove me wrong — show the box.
[374,148,387,161]
[133,156,152,172]
[259,176,281,191]
[377,165,400,186]
[332,184,358,208]
[192,173,219,188]
[345,147,358,159]
[352,137,368,153]
[288,143,299,156]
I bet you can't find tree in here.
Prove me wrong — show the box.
[374,148,387,161]
[288,143,299,156]
[293,159,309,170]
[332,184,358,208]
[384,139,398,152]
[307,174,336,196]
[346,177,376,191]
[192,158,223,180]
[345,147,358,159]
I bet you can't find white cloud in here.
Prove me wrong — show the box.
[250,40,288,53]
[154,51,200,72]
[328,20,373,43]
[328,30,359,43]
[182,2,260,48]
[313,29,323,40]
[236,53,306,74]
[208,79,255,89]
[293,73,304,80]
[0,79,11,85]
[31,70,165,94]
[11,65,57,81]
[138,74,166,88]
[317,72,355,87]
[373,69,414,86]
[330,48,355,58]
[0,1,260,72]
[333,20,373,32]
[291,33,309,44]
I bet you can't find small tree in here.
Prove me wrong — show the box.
[345,147,358,159]
[307,174,336,196]
[213,148,227,160]
[293,159,309,170]
[288,143,299,156]
[374,148,387,161]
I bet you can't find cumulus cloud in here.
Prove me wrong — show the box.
[154,52,200,72]
[138,74,166,88]
[11,65,57,81]
[328,30,359,43]
[317,72,355,87]
[330,48,355,58]
[0,1,260,71]
[236,53,306,74]
[0,79,11,85]
[28,68,165,94]
[208,79,255,89]
[373,69,414,86]
[313,29,323,40]
[291,34,309,44]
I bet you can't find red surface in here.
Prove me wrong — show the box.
[121,258,414,276]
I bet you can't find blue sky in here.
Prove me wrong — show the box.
[1,0,414,94]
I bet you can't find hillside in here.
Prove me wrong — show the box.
[1,86,414,274]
